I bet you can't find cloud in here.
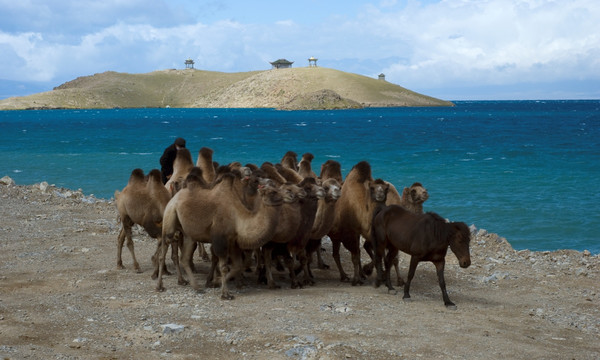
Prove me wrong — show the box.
[0,0,598,99]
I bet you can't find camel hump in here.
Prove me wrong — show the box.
[147,169,162,184]
[351,161,372,183]
[128,168,146,184]
[411,182,423,187]
[176,148,193,164]
[301,152,314,162]
[199,147,214,158]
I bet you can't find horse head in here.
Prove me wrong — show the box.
[449,221,471,268]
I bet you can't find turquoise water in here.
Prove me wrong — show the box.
[1,101,599,253]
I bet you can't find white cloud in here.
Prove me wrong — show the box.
[0,0,598,99]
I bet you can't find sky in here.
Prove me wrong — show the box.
[1,0,599,100]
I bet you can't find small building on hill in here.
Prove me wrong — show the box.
[185,59,195,69]
[378,73,386,81]
[308,57,318,67]
[270,59,293,69]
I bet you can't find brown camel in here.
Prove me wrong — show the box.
[327,161,390,285]
[158,170,283,299]
[305,177,342,277]
[114,168,171,275]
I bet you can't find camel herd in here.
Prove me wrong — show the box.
[114,147,433,300]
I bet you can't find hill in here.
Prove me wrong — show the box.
[0,67,453,110]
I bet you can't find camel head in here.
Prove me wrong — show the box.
[299,177,325,200]
[258,185,284,206]
[370,179,390,203]
[279,183,306,203]
[321,178,341,202]
[405,182,429,205]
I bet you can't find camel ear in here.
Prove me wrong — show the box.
[402,187,410,199]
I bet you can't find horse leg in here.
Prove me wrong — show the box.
[393,254,404,286]
[383,248,398,294]
[331,238,350,282]
[434,260,455,308]
[403,256,420,301]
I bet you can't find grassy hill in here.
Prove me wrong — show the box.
[0,67,453,110]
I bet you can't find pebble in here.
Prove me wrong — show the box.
[161,323,185,334]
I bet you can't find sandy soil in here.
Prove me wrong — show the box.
[1,179,599,359]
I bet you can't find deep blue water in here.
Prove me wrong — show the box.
[1,101,599,253]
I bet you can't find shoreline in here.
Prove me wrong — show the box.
[1,176,599,358]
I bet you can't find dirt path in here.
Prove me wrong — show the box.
[1,180,599,359]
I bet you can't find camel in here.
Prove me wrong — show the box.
[164,148,195,195]
[114,168,172,275]
[298,152,318,179]
[327,161,390,285]
[158,169,283,299]
[260,162,288,185]
[305,159,344,271]
[258,182,307,289]
[305,177,342,277]
[280,150,299,171]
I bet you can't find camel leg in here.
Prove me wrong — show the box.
[350,250,364,286]
[116,227,127,270]
[205,251,220,288]
[331,239,350,282]
[170,239,187,286]
[434,260,455,308]
[198,243,210,261]
[362,239,375,277]
[179,236,200,291]
[151,238,173,279]
[316,243,329,269]
[262,246,280,289]
[124,226,141,273]
[297,250,315,286]
[155,236,167,291]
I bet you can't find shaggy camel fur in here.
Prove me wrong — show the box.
[165,148,195,195]
[298,152,318,179]
[320,159,344,185]
[327,161,390,285]
[196,147,217,184]
[158,170,282,299]
[280,150,299,171]
[275,163,304,184]
[114,169,171,275]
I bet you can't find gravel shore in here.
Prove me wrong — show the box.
[1,178,599,359]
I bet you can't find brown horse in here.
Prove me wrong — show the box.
[371,205,471,308]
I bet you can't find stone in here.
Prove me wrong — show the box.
[161,323,185,334]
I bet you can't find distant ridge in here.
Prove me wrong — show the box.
[0,67,453,110]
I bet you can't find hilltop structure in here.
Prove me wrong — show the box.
[270,59,293,69]
[308,57,318,67]
[185,59,194,69]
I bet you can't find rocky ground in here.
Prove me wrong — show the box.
[1,177,599,359]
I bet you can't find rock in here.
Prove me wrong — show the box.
[0,176,15,186]
[161,323,185,334]
[39,181,49,192]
